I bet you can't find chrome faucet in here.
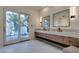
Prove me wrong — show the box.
[57,27,62,32]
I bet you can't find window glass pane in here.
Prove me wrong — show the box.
[6,11,18,41]
[20,14,29,38]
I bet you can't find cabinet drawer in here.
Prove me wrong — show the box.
[63,37,70,45]
[54,35,63,43]
[35,32,39,36]
[63,36,75,45]
[73,42,79,47]
[46,34,56,41]
[75,38,79,43]
[35,32,45,38]
[45,34,49,38]
[43,34,64,43]
[39,33,46,38]
[74,38,79,47]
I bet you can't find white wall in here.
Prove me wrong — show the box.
[38,6,79,30]
[0,7,4,47]
[0,6,40,47]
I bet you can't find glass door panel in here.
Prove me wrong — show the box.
[5,11,19,44]
[20,14,29,40]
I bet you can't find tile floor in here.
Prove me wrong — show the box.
[0,40,63,53]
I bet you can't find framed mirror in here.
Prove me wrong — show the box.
[42,16,50,30]
[53,9,70,27]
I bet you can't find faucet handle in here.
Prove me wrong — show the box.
[57,27,62,32]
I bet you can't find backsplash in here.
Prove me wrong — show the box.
[35,28,79,33]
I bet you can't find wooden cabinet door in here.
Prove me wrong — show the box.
[45,34,49,39]
[35,32,39,36]
[54,35,64,43]
[63,37,75,45]
[47,34,57,41]
[75,38,79,44]
[47,34,64,43]
[39,33,46,38]
[74,38,79,47]
[63,37,70,45]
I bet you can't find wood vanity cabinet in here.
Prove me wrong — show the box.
[35,32,47,39]
[46,34,57,41]
[54,35,64,43]
[63,36,78,46]
[63,37,73,45]
[35,32,79,47]
[73,38,79,47]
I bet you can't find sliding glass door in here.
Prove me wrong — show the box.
[4,10,29,45]
[20,13,29,40]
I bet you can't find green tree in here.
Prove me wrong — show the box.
[8,13,18,32]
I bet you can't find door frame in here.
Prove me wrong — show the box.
[3,8,30,45]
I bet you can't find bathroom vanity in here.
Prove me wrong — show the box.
[35,31,79,47]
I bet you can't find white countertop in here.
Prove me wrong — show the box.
[36,30,79,38]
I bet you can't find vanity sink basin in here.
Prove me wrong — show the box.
[36,30,79,38]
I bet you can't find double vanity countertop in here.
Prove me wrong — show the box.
[36,30,79,38]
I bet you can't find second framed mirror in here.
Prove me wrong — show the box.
[53,9,70,27]
[42,16,50,30]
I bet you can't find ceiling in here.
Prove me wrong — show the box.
[27,6,70,11]
[24,6,45,11]
[3,6,70,11]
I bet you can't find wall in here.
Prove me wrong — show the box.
[38,6,79,30]
[0,6,39,47]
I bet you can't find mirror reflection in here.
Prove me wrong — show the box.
[42,16,50,30]
[53,9,70,27]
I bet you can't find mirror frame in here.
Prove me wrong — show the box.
[53,9,70,27]
[42,16,50,30]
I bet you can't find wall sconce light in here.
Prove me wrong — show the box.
[71,7,76,19]
[71,15,75,18]
[40,17,42,23]
[40,17,42,27]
